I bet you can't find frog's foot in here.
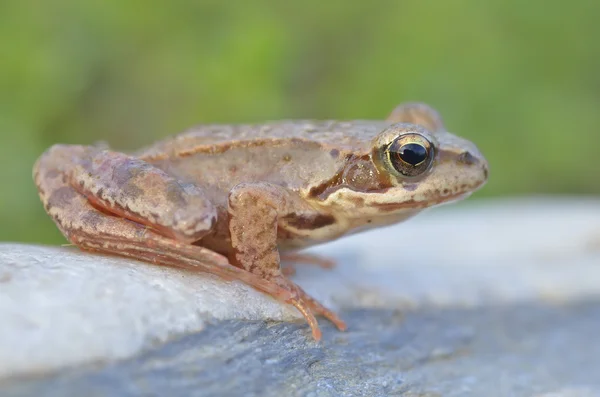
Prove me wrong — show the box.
[280,252,336,276]
[273,275,347,340]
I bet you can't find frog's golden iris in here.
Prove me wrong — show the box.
[384,133,434,178]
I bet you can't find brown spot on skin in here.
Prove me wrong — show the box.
[308,183,330,198]
[330,149,339,158]
[45,169,60,179]
[48,187,78,208]
[112,160,140,187]
[81,211,105,230]
[282,154,292,162]
[122,181,144,200]
[283,213,335,230]
[165,181,187,206]
[349,195,365,206]
[308,169,344,199]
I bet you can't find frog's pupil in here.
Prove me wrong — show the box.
[398,143,427,165]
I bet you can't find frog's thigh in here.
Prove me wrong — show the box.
[70,149,216,243]
[387,102,446,132]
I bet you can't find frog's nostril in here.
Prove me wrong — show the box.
[457,151,477,166]
[482,163,489,180]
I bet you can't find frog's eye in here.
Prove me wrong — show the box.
[384,133,434,178]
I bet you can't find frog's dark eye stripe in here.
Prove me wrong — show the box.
[384,133,434,178]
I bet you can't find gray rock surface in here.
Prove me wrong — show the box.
[3,304,600,397]
[1,197,600,396]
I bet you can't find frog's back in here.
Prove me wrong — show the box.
[133,120,389,205]
[135,120,390,160]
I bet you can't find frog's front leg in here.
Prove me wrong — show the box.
[228,183,347,340]
[33,145,295,316]
[280,253,336,276]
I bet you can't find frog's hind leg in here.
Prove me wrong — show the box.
[65,146,217,244]
[33,145,298,322]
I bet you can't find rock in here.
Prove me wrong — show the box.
[1,197,600,396]
[0,245,300,380]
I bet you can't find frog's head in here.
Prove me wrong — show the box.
[314,123,488,222]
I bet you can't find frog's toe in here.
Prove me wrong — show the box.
[281,266,297,277]
[298,288,347,332]
[288,297,322,341]
[274,275,346,339]
[281,252,336,270]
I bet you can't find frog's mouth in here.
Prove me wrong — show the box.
[365,176,486,213]
[315,161,488,218]
[434,192,473,206]
[366,190,471,213]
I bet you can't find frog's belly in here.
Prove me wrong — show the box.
[277,208,422,251]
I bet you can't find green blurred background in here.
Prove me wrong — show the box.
[1,0,599,244]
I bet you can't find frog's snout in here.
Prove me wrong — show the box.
[457,149,489,179]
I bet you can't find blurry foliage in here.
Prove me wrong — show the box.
[1,0,599,243]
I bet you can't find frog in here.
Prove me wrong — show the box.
[33,102,488,341]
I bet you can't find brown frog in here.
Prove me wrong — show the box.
[33,102,488,340]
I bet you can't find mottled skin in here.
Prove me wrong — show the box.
[33,102,488,341]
